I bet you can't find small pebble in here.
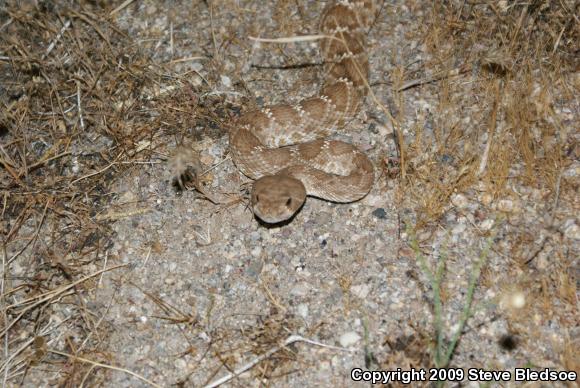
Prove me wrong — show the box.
[372,208,387,219]
[351,284,371,299]
[339,331,361,347]
[451,193,468,208]
[297,304,309,318]
[418,231,431,241]
[562,219,580,240]
[315,211,332,225]
[480,219,494,231]
[174,358,187,370]
[220,75,231,88]
[290,282,310,297]
[452,222,466,235]
[562,161,579,178]
[497,199,519,213]
[364,193,385,207]
[251,246,262,257]
[245,260,263,279]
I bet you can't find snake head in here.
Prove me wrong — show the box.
[251,175,307,224]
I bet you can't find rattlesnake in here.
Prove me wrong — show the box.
[229,0,377,223]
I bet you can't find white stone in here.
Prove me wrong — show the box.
[497,199,519,213]
[339,331,361,347]
[480,219,494,231]
[562,219,580,240]
[451,193,468,208]
[351,283,371,299]
[452,222,466,235]
[220,75,232,88]
[251,246,262,257]
[174,358,187,370]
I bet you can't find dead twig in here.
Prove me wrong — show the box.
[6,199,51,267]
[1,265,127,338]
[70,154,123,185]
[42,19,71,59]
[477,79,502,177]
[396,65,471,91]
[48,349,161,388]
[204,335,352,388]
[76,79,85,130]
[109,0,138,16]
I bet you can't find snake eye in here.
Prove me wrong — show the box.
[255,194,260,202]
[286,197,292,207]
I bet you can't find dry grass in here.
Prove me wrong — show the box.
[395,0,578,378]
[400,0,578,225]
[0,0,222,384]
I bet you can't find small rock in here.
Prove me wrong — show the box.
[251,246,262,257]
[297,304,309,318]
[191,62,203,72]
[439,154,454,164]
[497,199,519,213]
[314,211,332,225]
[245,260,263,279]
[198,332,210,342]
[220,75,232,88]
[145,3,158,15]
[350,234,363,243]
[451,193,468,208]
[174,358,187,370]
[290,282,310,297]
[364,193,386,207]
[480,219,494,231]
[191,73,204,87]
[372,208,387,219]
[562,219,580,240]
[351,283,371,299]
[418,230,431,241]
[452,222,466,235]
[562,161,579,178]
[536,253,549,270]
[498,0,509,12]
[339,331,361,347]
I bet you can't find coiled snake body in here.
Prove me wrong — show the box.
[229,0,377,223]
